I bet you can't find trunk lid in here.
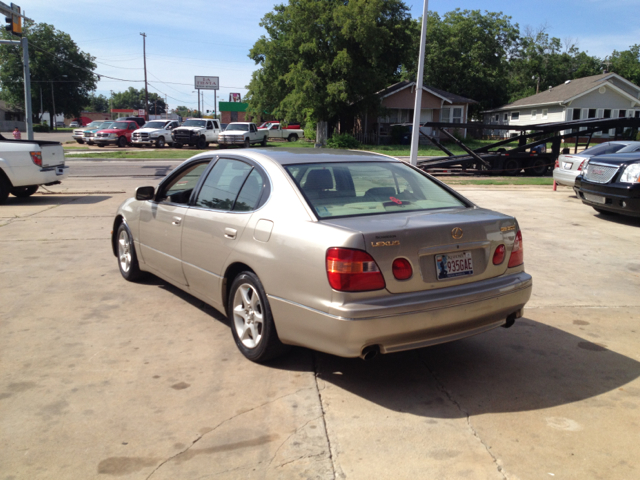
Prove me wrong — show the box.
[40,143,65,167]
[323,207,519,294]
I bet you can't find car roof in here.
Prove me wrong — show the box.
[589,152,640,163]
[243,148,398,165]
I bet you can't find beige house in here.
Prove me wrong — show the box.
[375,81,477,138]
[0,100,25,131]
[483,73,640,138]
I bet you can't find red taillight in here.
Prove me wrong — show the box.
[508,231,524,268]
[30,151,42,167]
[493,245,506,265]
[392,258,413,280]
[326,248,385,292]
[554,159,559,168]
[578,160,587,171]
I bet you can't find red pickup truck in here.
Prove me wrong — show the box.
[94,120,139,147]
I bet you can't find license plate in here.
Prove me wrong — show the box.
[563,162,573,170]
[55,166,64,175]
[435,251,473,280]
[583,193,606,205]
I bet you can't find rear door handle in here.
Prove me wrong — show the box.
[172,216,182,226]
[225,228,237,239]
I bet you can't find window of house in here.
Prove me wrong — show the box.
[588,109,597,118]
[531,110,537,120]
[504,113,508,121]
[619,110,626,118]
[542,109,548,119]
[511,111,520,121]
[494,114,499,122]
[572,109,581,120]
[452,107,462,123]
[603,109,611,118]
[441,108,450,122]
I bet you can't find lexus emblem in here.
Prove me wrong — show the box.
[452,227,463,240]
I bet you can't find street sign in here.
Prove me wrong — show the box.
[194,76,219,90]
[138,109,145,116]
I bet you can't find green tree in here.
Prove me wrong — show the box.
[85,93,109,113]
[0,21,97,124]
[608,45,640,85]
[412,9,520,115]
[111,87,166,114]
[246,0,415,131]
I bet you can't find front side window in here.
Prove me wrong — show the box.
[285,162,467,219]
[160,161,211,204]
[195,159,253,211]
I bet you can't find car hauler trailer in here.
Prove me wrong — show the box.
[416,117,640,176]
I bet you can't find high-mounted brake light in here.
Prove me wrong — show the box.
[30,151,42,167]
[508,230,524,268]
[326,248,385,292]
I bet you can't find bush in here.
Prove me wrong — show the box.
[327,132,361,149]
[390,124,410,144]
[304,120,317,142]
[33,124,50,132]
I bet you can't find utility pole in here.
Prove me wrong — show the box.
[50,81,56,131]
[197,89,201,117]
[140,32,149,120]
[409,0,429,166]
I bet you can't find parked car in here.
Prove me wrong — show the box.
[553,141,637,187]
[83,121,114,145]
[172,118,221,149]
[111,149,532,362]
[94,120,139,148]
[0,134,68,204]
[131,120,179,148]
[69,121,80,128]
[264,123,304,142]
[72,121,105,144]
[218,122,268,148]
[574,152,640,217]
[117,116,146,128]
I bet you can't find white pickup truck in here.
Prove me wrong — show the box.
[218,122,268,148]
[0,135,68,204]
[131,120,180,148]
[264,123,304,142]
[171,118,221,149]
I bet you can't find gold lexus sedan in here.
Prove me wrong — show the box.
[111,149,532,362]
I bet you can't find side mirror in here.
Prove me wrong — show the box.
[562,148,570,154]
[135,186,155,201]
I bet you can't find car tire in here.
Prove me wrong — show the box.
[97,144,105,147]
[117,136,127,148]
[243,138,250,148]
[156,137,165,148]
[503,158,521,176]
[218,144,226,149]
[527,158,549,176]
[228,272,290,363]
[75,140,84,144]
[174,143,183,149]
[593,207,616,216]
[196,137,207,149]
[116,223,146,282]
[261,136,267,146]
[287,133,298,142]
[11,185,38,197]
[0,174,11,205]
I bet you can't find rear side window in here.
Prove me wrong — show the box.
[285,162,467,219]
[195,159,266,212]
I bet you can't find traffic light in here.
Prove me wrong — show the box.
[4,4,22,37]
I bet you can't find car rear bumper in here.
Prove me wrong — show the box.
[574,178,640,217]
[269,271,532,358]
[553,168,580,187]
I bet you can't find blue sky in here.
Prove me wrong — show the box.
[18,0,640,113]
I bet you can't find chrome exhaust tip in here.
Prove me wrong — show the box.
[502,309,523,329]
[360,345,380,361]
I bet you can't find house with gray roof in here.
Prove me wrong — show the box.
[483,73,640,138]
[375,81,477,137]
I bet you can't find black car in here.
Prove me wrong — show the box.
[574,152,640,217]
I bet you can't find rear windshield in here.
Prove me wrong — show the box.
[581,143,627,156]
[285,161,467,219]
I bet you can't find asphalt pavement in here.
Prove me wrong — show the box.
[1,176,640,479]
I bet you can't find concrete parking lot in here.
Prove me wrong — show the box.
[1,169,640,479]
